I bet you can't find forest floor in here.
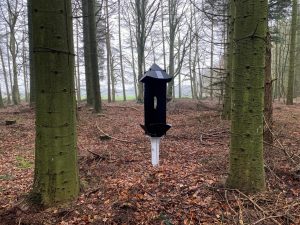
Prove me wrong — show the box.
[0,98,300,225]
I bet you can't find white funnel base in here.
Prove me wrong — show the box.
[150,137,161,166]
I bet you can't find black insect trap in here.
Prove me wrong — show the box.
[140,63,172,166]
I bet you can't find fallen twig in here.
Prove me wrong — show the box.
[233,189,282,225]
[252,214,284,225]
[87,149,107,161]
[96,122,135,143]
[264,115,300,164]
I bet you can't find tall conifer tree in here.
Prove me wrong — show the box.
[226,0,268,193]
[31,0,79,205]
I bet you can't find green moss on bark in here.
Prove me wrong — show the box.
[226,0,267,193]
[31,0,79,206]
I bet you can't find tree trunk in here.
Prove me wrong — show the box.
[161,0,166,69]
[0,47,11,104]
[178,35,182,98]
[129,17,137,100]
[167,0,179,100]
[105,0,111,103]
[274,38,279,99]
[264,31,273,144]
[28,0,35,106]
[295,2,300,98]
[6,27,13,97]
[23,31,29,102]
[87,0,101,112]
[110,54,115,102]
[10,27,20,104]
[136,0,145,103]
[287,0,297,105]
[0,86,3,108]
[222,0,234,120]
[210,19,214,100]
[226,0,267,193]
[31,0,79,205]
[82,0,94,106]
[118,0,126,101]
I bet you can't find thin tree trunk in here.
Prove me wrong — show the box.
[0,47,11,104]
[189,27,194,99]
[150,34,156,63]
[82,0,94,106]
[264,31,273,144]
[8,15,20,105]
[136,0,145,103]
[167,0,177,99]
[110,52,115,102]
[274,38,279,99]
[197,55,203,99]
[6,28,13,95]
[88,0,101,112]
[22,31,29,102]
[210,18,214,100]
[161,0,166,69]
[105,0,111,102]
[28,0,35,106]
[287,0,297,105]
[295,2,300,98]
[118,0,126,101]
[0,86,3,108]
[178,35,181,98]
[129,17,137,100]
[222,0,234,119]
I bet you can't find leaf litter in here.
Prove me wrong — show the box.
[0,99,299,224]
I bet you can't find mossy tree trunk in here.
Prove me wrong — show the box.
[28,0,35,106]
[226,0,267,193]
[287,0,297,105]
[222,0,235,120]
[31,0,79,206]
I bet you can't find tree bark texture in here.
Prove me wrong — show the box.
[287,0,297,105]
[226,0,267,193]
[87,0,101,112]
[222,1,234,120]
[135,0,145,102]
[28,0,36,106]
[82,0,94,106]
[31,0,79,205]
[264,32,273,144]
